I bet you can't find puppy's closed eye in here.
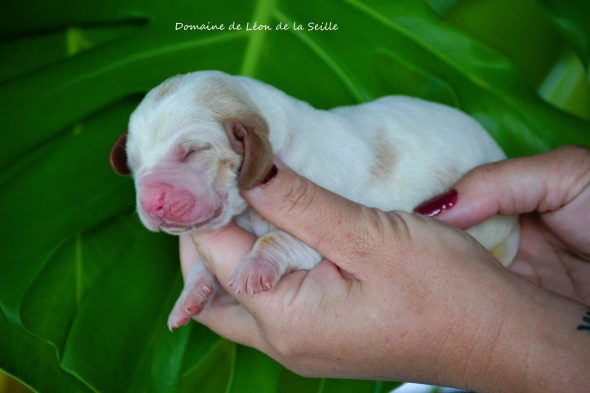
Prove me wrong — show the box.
[181,143,213,162]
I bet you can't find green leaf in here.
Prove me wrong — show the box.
[0,308,91,393]
[1,0,589,392]
[538,48,590,120]
[432,0,563,87]
[538,0,590,66]
[225,346,281,393]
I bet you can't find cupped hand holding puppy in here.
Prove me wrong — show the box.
[427,145,590,306]
[180,147,590,393]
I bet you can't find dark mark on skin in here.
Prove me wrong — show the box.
[576,308,590,332]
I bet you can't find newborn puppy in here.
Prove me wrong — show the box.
[110,70,519,330]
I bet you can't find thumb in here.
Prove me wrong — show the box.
[414,146,590,229]
[190,222,256,288]
[240,162,385,267]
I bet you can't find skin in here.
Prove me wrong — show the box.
[179,146,590,392]
[436,146,590,305]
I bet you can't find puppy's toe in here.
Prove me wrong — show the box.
[167,306,192,331]
[229,254,282,295]
[167,288,213,331]
[168,270,216,331]
[182,285,212,315]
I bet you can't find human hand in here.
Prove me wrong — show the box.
[179,160,589,392]
[415,146,590,305]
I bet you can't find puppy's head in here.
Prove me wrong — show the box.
[109,71,273,235]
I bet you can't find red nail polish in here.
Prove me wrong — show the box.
[414,189,458,217]
[261,165,277,185]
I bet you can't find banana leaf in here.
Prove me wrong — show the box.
[0,0,588,392]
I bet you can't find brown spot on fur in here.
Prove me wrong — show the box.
[195,76,272,190]
[369,128,397,182]
[200,79,245,113]
[214,158,240,189]
[198,76,265,126]
[154,78,181,100]
[490,244,505,261]
[257,234,275,246]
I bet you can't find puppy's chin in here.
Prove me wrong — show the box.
[154,205,232,235]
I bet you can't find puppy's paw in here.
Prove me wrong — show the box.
[167,305,192,332]
[226,231,321,295]
[167,281,214,331]
[184,283,214,315]
[167,263,216,331]
[228,251,284,295]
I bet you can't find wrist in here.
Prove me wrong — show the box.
[468,272,590,393]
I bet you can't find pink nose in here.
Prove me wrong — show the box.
[140,184,196,223]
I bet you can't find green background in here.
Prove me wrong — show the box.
[0,0,588,392]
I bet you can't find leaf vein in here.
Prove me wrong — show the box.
[275,10,366,102]
[240,0,277,75]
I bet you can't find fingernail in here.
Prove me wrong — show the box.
[414,189,458,217]
[261,164,277,186]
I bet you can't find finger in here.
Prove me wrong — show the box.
[414,146,590,229]
[240,162,386,268]
[180,234,199,279]
[171,235,209,331]
[190,222,281,312]
[194,299,267,351]
[190,222,256,287]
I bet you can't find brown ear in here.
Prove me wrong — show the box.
[109,132,131,176]
[224,120,273,190]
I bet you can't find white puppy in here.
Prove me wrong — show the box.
[109,70,519,330]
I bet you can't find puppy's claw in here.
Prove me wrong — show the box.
[167,309,191,332]
[229,254,282,296]
[167,266,216,332]
[183,302,202,316]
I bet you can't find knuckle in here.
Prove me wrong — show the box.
[354,210,387,254]
[310,206,355,256]
[328,208,411,263]
[330,207,383,260]
[546,145,590,176]
[280,175,316,217]
[466,162,499,184]
[565,145,590,173]
[555,144,590,158]
[553,145,590,201]
[385,210,414,242]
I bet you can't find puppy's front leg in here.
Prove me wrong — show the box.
[228,231,321,295]
[167,259,217,330]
